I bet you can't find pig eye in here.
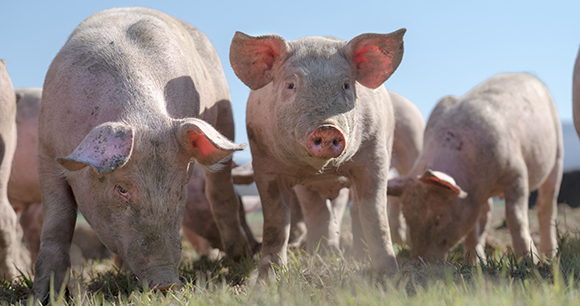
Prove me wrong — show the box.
[343,82,350,90]
[116,185,129,197]
[287,82,295,90]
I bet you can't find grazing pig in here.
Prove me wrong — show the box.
[0,60,29,279]
[230,29,406,276]
[574,46,580,138]
[33,7,249,300]
[388,91,425,245]
[388,73,563,261]
[8,87,43,265]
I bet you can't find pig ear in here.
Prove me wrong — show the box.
[231,162,254,185]
[177,118,246,166]
[387,175,409,197]
[419,169,467,198]
[229,31,289,90]
[57,122,134,174]
[343,28,406,89]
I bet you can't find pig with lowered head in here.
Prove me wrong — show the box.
[8,87,43,265]
[33,7,249,300]
[230,29,406,276]
[388,91,425,245]
[388,73,562,261]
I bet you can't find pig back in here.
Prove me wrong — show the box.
[40,7,227,158]
[423,73,560,191]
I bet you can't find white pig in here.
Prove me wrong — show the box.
[388,91,425,245]
[230,29,406,276]
[33,7,249,300]
[8,87,43,265]
[0,60,29,279]
[388,73,562,261]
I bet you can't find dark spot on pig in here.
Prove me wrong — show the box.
[66,109,72,114]
[90,106,100,117]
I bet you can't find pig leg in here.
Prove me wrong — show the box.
[0,197,19,279]
[387,196,406,246]
[535,155,562,258]
[463,198,493,262]
[255,176,292,278]
[203,102,251,261]
[351,160,398,274]
[32,164,77,301]
[19,202,42,265]
[204,164,251,261]
[504,169,538,260]
[293,185,347,254]
[288,189,306,249]
[237,194,261,254]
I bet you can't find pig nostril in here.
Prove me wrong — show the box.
[333,139,341,146]
[314,138,322,146]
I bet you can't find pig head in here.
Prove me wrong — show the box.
[33,7,247,301]
[230,29,405,276]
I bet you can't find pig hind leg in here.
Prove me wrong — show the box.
[463,198,493,263]
[535,155,563,258]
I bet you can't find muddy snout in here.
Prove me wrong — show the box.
[306,125,345,158]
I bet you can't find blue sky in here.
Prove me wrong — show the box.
[1,1,579,163]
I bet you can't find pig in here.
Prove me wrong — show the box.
[574,46,580,139]
[229,90,424,250]
[0,60,29,279]
[387,73,563,261]
[388,91,425,245]
[230,29,406,276]
[8,87,43,265]
[33,7,249,301]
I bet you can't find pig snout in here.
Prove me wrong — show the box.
[143,264,183,291]
[306,125,345,158]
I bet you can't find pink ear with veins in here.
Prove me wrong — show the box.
[419,169,467,198]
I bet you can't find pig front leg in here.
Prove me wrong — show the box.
[504,171,538,261]
[287,189,306,249]
[387,196,407,246]
[255,175,292,278]
[204,162,252,262]
[32,168,77,302]
[535,155,562,258]
[463,198,493,262]
[0,197,20,279]
[293,185,348,254]
[351,161,398,274]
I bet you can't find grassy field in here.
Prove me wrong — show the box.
[3,204,580,305]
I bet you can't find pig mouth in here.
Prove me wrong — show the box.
[136,263,182,291]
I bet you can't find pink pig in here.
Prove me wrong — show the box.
[230,29,406,276]
[388,73,562,261]
[33,7,249,300]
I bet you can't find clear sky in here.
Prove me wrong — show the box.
[1,1,579,162]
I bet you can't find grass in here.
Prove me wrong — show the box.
[4,218,580,305]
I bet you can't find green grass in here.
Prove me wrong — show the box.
[4,230,580,305]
